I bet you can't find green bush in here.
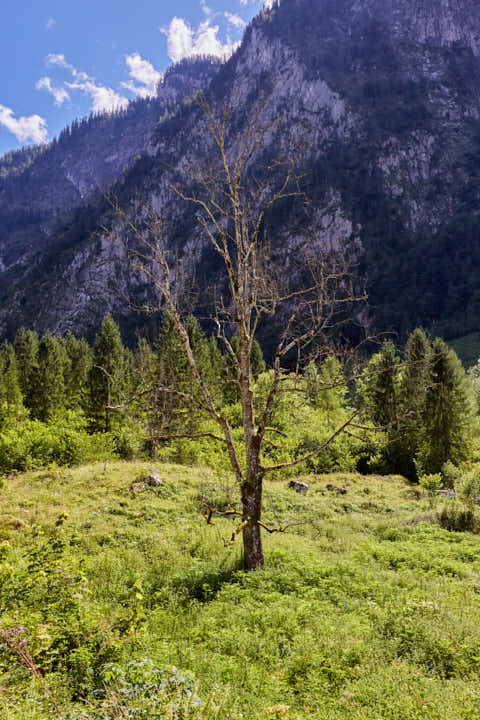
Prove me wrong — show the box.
[72,660,202,719]
[109,421,145,461]
[455,470,480,511]
[441,460,460,489]
[438,504,476,533]
[419,473,442,507]
[0,412,116,472]
[0,517,121,699]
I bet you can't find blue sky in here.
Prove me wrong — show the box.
[0,0,266,157]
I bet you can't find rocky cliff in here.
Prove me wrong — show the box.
[1,0,480,342]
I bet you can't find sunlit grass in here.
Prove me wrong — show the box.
[2,462,480,718]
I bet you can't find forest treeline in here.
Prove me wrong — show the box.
[0,316,478,482]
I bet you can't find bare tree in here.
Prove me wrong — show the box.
[110,94,367,570]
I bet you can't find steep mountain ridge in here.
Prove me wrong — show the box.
[1,0,480,342]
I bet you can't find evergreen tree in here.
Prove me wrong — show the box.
[133,337,159,456]
[30,333,67,421]
[358,340,403,472]
[359,341,400,429]
[0,342,22,410]
[138,314,224,454]
[13,328,39,407]
[154,315,190,435]
[398,328,431,478]
[401,329,431,415]
[87,315,126,432]
[64,333,93,410]
[418,339,476,473]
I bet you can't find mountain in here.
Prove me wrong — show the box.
[1,0,480,343]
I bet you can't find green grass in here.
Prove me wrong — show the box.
[2,462,480,719]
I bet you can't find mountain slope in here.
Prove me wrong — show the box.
[1,0,480,342]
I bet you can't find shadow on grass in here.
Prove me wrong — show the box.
[168,556,245,603]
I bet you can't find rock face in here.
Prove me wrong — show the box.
[1,0,480,342]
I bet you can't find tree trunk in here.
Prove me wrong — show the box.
[242,473,264,570]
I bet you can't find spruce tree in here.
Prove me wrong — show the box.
[30,333,67,421]
[148,315,222,443]
[398,328,431,478]
[64,332,93,410]
[360,341,400,429]
[133,337,159,456]
[87,315,126,432]
[0,342,22,410]
[13,328,39,408]
[358,340,402,471]
[418,339,476,473]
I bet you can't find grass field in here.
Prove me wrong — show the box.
[1,461,480,719]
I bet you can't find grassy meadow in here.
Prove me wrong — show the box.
[1,462,480,719]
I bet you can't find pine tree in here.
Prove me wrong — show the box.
[133,337,159,456]
[64,333,93,410]
[87,315,126,432]
[418,338,476,473]
[13,328,39,408]
[358,340,402,471]
[398,328,431,478]
[30,333,67,421]
[0,342,23,411]
[360,341,400,429]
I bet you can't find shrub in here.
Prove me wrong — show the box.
[441,460,460,489]
[109,421,145,460]
[455,470,480,511]
[72,660,202,719]
[0,412,116,472]
[0,517,121,699]
[419,473,442,506]
[438,504,476,533]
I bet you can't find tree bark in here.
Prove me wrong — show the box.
[242,470,264,570]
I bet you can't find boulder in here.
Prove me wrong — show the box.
[146,469,163,487]
[325,484,347,495]
[288,480,309,495]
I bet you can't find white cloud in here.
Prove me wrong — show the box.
[46,18,56,31]
[164,16,240,64]
[46,53,70,69]
[46,54,89,80]
[121,53,163,98]
[200,0,212,18]
[225,12,247,30]
[0,104,48,145]
[42,55,129,114]
[240,0,275,6]
[66,80,129,114]
[36,77,70,106]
